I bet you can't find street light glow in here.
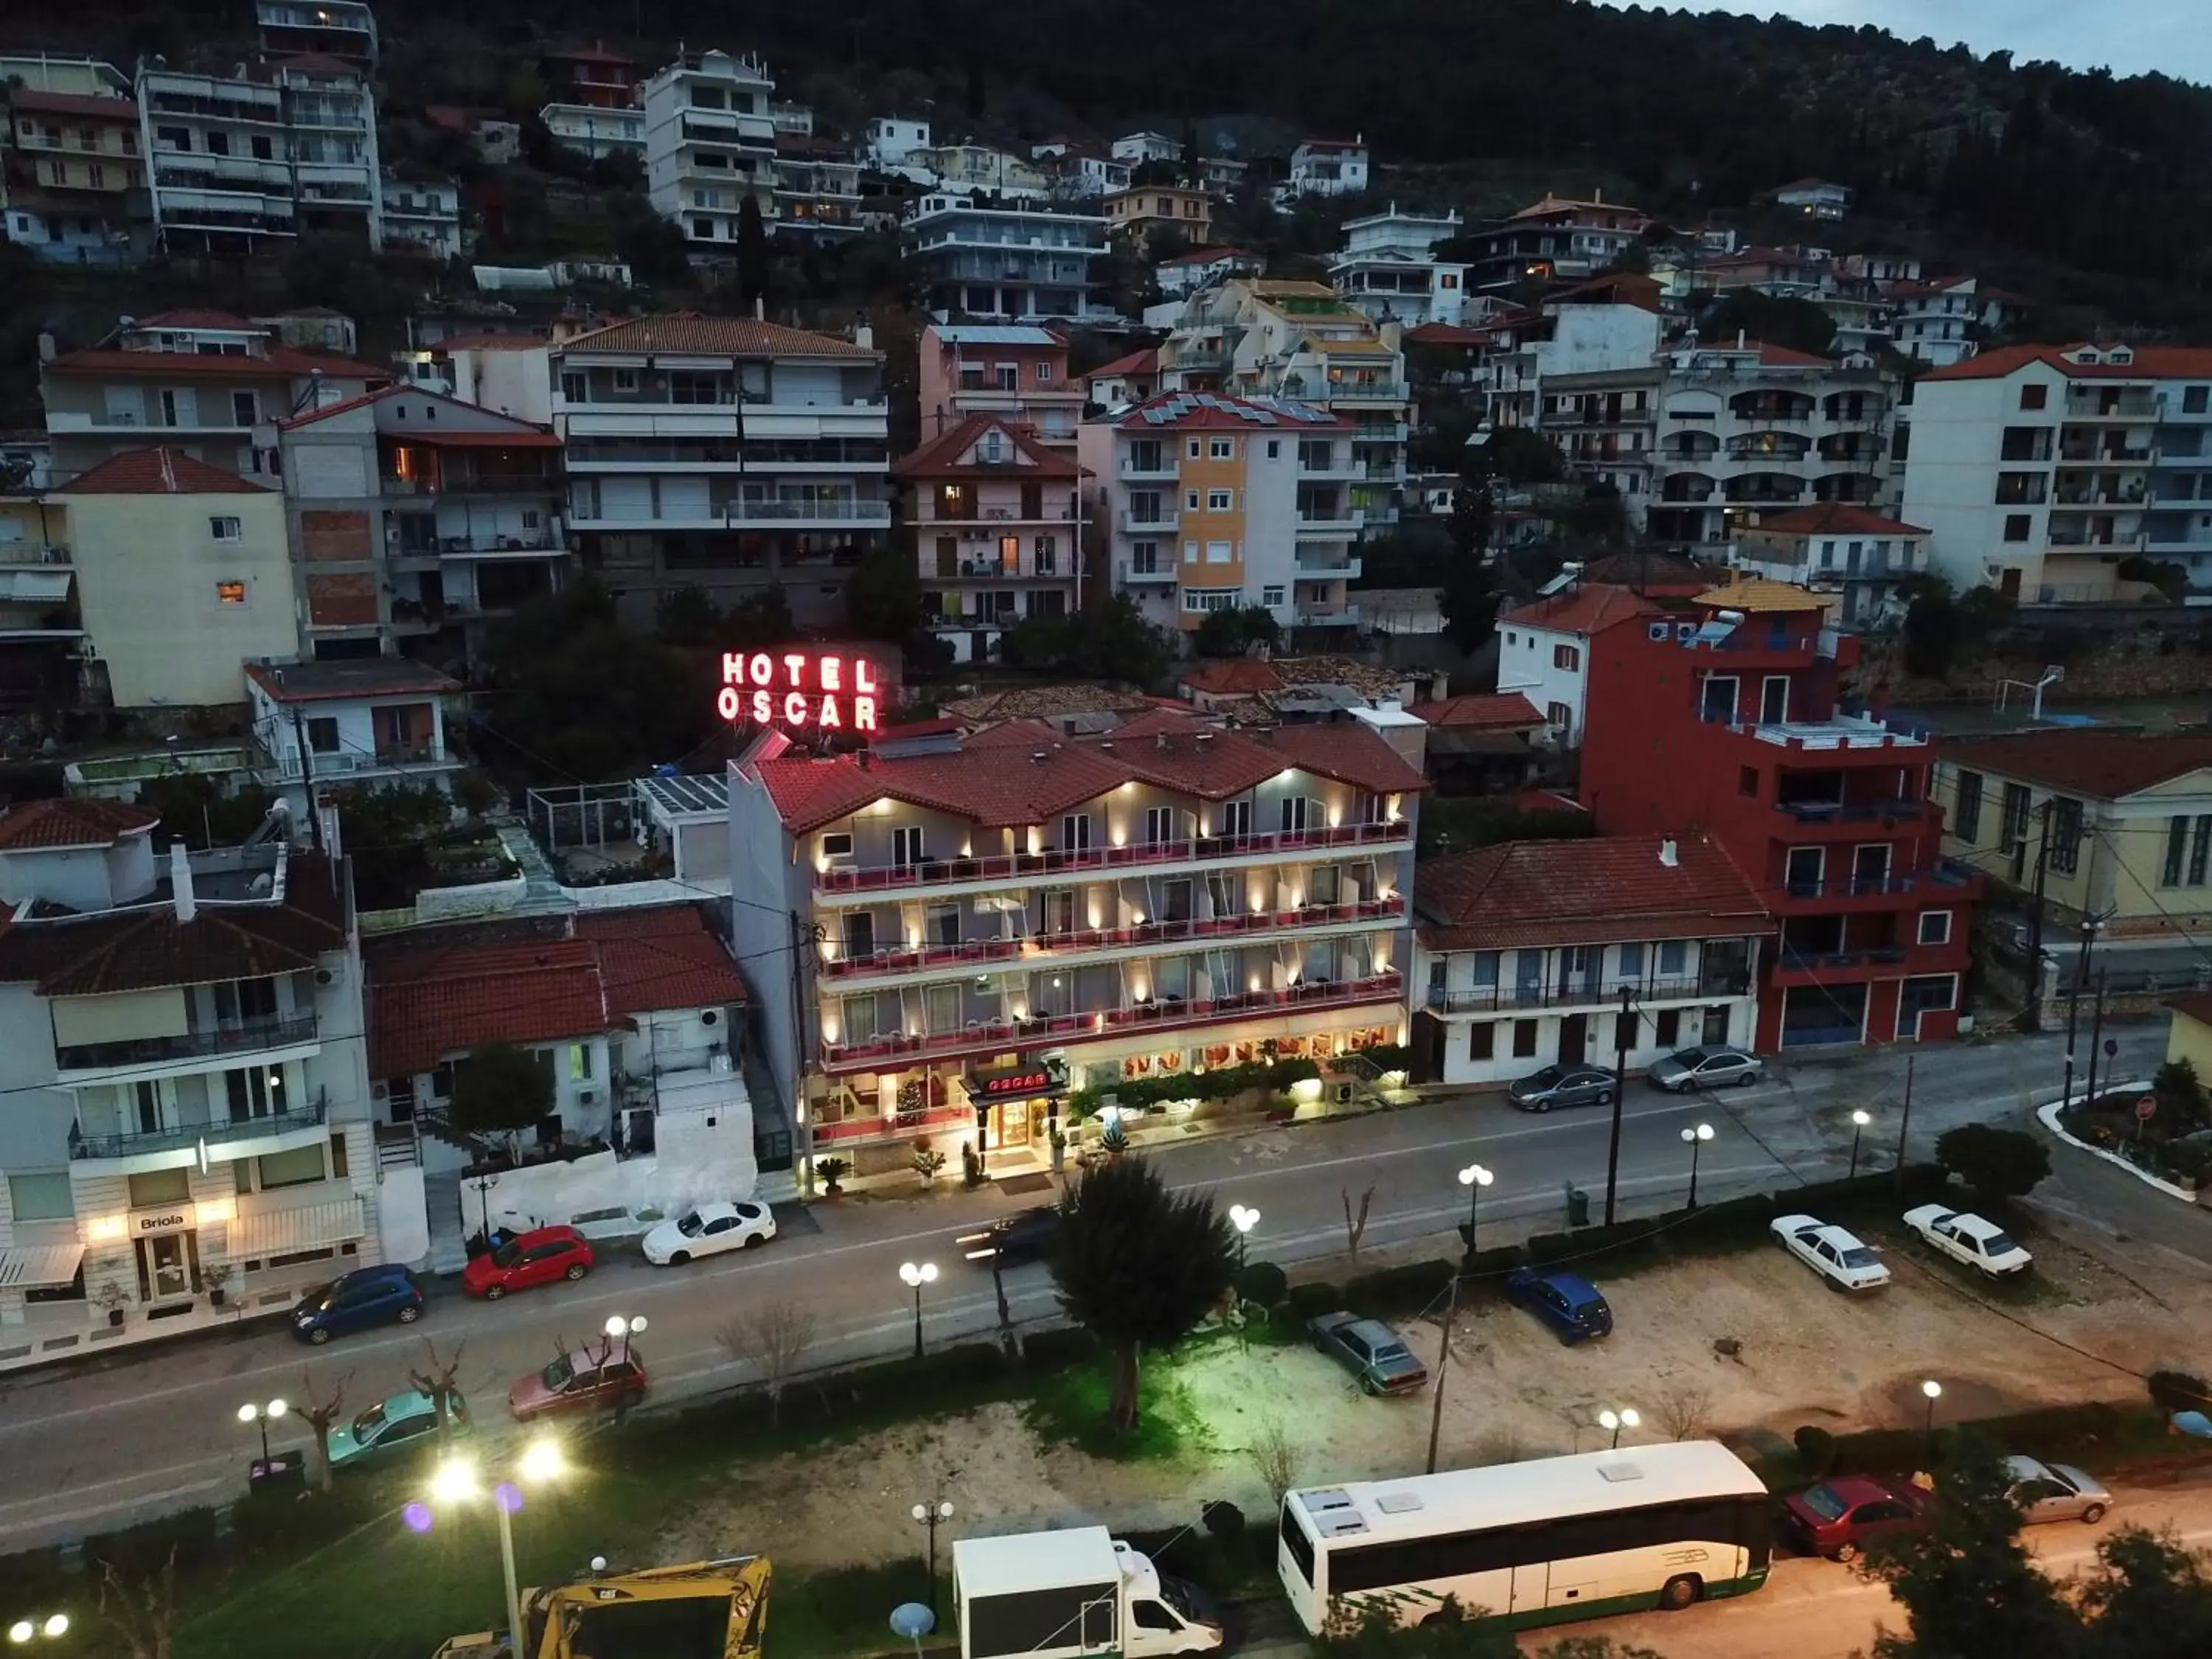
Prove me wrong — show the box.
[1851,1110,1872,1127]
[1229,1203,1260,1234]
[1458,1163,1493,1189]
[7,1621,33,1645]
[900,1261,939,1287]
[1682,1123,1714,1144]
[237,1402,258,1423]
[430,1456,481,1503]
[1921,1379,1943,1400]
[519,1439,565,1484]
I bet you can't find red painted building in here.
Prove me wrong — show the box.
[1579,579,1980,1051]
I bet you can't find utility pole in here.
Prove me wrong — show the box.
[290,703,324,852]
[2020,799,2053,1032]
[2061,915,2097,1109]
[1892,1054,1916,1199]
[2083,969,2110,1112]
[788,908,816,1197]
[1424,1273,1459,1475]
[1604,984,1632,1225]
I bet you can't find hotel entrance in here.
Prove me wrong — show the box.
[134,1227,201,1304]
[964,1059,1068,1170]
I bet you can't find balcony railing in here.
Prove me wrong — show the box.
[815,819,1413,896]
[1775,946,1913,974]
[1117,560,1176,584]
[819,897,1407,982]
[1774,799,1923,824]
[1425,975,1747,1015]
[69,1092,327,1161]
[819,971,1405,1071]
[54,1012,319,1075]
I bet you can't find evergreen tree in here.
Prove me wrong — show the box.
[737,194,770,310]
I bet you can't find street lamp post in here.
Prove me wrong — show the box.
[911,1498,955,1618]
[1457,1164,1493,1259]
[602,1315,648,1432]
[1848,1110,1872,1180]
[1228,1204,1259,1275]
[6,1614,70,1645]
[237,1397,289,1467]
[414,1439,566,1658]
[1921,1378,1943,1447]
[899,1262,938,1360]
[1680,1124,1714,1209]
[1598,1407,1640,1450]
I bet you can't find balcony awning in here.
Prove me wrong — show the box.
[0,571,72,602]
[0,1242,85,1290]
[223,1195,366,1260]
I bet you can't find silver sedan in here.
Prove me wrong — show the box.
[2006,1455,2113,1524]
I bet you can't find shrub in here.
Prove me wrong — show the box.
[1021,1326,1098,1372]
[1234,1260,1290,1310]
[1458,1242,1529,1284]
[1793,1425,1837,1480]
[1201,1498,1246,1541]
[840,1342,1008,1411]
[1343,1259,1455,1314]
[2148,1370,2212,1413]
[1287,1280,1345,1319]
[1936,1124,2051,1199]
[83,1506,222,1579]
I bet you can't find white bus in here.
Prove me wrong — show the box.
[1276,1440,1772,1637]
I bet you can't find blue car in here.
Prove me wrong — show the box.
[1506,1268,1613,1343]
[290,1265,423,1345]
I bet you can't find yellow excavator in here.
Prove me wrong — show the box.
[433,1555,771,1659]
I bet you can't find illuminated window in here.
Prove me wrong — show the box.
[215,580,247,605]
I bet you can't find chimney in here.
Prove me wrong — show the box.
[754,295,765,321]
[1658,836,1679,869]
[1736,328,1747,351]
[1195,731,1215,748]
[37,332,56,364]
[170,840,197,923]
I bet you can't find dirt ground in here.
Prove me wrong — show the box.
[657,1209,2212,1573]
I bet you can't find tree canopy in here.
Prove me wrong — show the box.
[448,1043,554,1145]
[1935,1124,2051,1200]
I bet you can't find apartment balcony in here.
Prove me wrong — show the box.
[262,745,462,782]
[819,897,1408,987]
[1118,509,1179,535]
[1767,936,1966,989]
[1117,561,1176,585]
[1771,798,1924,836]
[69,1093,329,1165]
[53,1012,321,1085]
[726,499,892,526]
[1294,551,1363,577]
[0,543,72,568]
[2045,529,2145,552]
[815,818,1414,902]
[818,970,1406,1074]
[1425,973,1746,1015]
[1118,456,1178,480]
[2056,443,2155,467]
[1295,509,1366,537]
[1722,712,1926,756]
[434,529,567,558]
[1323,381,1409,404]
[2063,392,2159,422]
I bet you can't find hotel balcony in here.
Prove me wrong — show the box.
[1720,712,1924,757]
[1767,936,1966,989]
[818,970,1405,1074]
[1425,972,1747,1016]
[819,897,1407,987]
[813,818,1414,902]
[53,1012,321,1086]
[1769,797,1926,838]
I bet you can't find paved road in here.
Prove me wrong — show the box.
[0,1024,2173,1551]
[1540,1480,2212,1658]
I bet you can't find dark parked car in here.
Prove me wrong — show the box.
[462,1224,594,1300]
[290,1265,422,1345]
[1308,1312,1428,1396]
[1648,1046,1763,1092]
[509,1340,647,1422]
[957,1207,1060,1267]
[1506,1065,1617,1113]
[1504,1268,1613,1342]
[1779,1475,1930,1561]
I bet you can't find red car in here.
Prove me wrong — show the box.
[508,1340,647,1422]
[462,1225,594,1300]
[1780,1475,1930,1561]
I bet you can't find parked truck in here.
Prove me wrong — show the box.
[952,1527,1224,1659]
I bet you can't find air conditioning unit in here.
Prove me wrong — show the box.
[579,1089,598,1107]
[699,1008,720,1027]
[1335,1082,1354,1105]
[315,966,338,986]
[1646,622,1669,641]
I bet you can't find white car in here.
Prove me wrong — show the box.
[641,1201,776,1266]
[1904,1205,2033,1277]
[1770,1213,1892,1293]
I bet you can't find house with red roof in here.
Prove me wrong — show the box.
[0,794,417,1338]
[726,715,1425,1175]
[1888,274,2028,367]
[1735,502,1931,625]
[1409,693,1548,792]
[1899,340,2212,602]
[892,414,1084,665]
[1495,582,1663,746]
[1411,833,1768,1085]
[917,324,1082,451]
[1084,346,1162,409]
[1463,189,1652,295]
[53,448,298,708]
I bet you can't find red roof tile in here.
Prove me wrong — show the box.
[45,346,389,380]
[557,314,876,359]
[1744,339,1832,368]
[6,89,138,120]
[278,383,557,441]
[575,905,748,1018]
[369,940,608,1077]
[958,718,1067,749]
[2167,992,2212,1027]
[134,310,257,330]
[1179,660,1283,696]
[0,798,159,850]
[1087,347,1161,380]
[1411,692,1545,730]
[56,448,271,495]
[1924,343,2212,383]
[891,415,1081,480]
[1754,503,1929,538]
[1415,834,1766,950]
[1944,731,2212,800]
[1500,584,1662,636]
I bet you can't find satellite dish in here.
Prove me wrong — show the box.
[889,1604,936,1641]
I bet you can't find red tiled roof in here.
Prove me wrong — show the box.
[2167,992,2212,1027]
[1924,343,2212,383]
[1517,788,1586,814]
[369,940,608,1077]
[1180,660,1283,696]
[1087,347,1161,380]
[891,414,1081,480]
[1571,551,1715,591]
[1158,246,1256,266]
[754,719,1425,834]
[278,382,557,441]
[875,716,967,743]
[1744,339,1832,369]
[6,88,138,120]
[557,314,876,359]
[959,718,1068,749]
[134,310,257,330]
[1411,692,1545,730]
[56,448,271,495]
[1500,584,1662,637]
[0,798,159,850]
[45,345,390,380]
[575,905,748,1019]
[0,854,347,994]
[1415,834,1766,950]
[1755,503,1929,538]
[1944,731,2212,800]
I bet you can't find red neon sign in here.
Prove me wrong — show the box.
[975,1068,1055,1098]
[716,652,879,734]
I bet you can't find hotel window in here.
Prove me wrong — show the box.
[1059,813,1093,851]
[1218,799,1252,838]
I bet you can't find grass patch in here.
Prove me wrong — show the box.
[1021,1351,1214,1461]
[771,1560,949,1659]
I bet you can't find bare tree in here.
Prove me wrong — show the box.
[715,1299,819,1427]
[296,1368,352,1494]
[1340,1183,1376,1267]
[99,1550,178,1659]
[409,1338,468,1447]
[1649,1377,1716,1442]
[1245,1411,1301,1508]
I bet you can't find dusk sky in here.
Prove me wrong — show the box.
[1596,2,2209,87]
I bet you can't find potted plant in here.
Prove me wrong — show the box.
[94,1280,128,1328]
[914,1144,948,1187]
[816,1155,850,1197]
[201,1262,234,1307]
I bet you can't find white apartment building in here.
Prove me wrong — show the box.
[541,104,644,161]
[1329,206,1469,328]
[552,315,889,629]
[1890,275,2022,368]
[0,799,422,1353]
[773,136,863,237]
[245,658,465,810]
[379,175,462,260]
[256,0,380,67]
[1110,131,1180,166]
[866,116,931,170]
[644,49,777,248]
[1475,288,1663,428]
[138,56,382,251]
[1284,137,1368,198]
[725,712,1422,1178]
[1900,342,2212,603]
[1156,278,1411,524]
[905,194,1117,324]
[1080,390,1362,639]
